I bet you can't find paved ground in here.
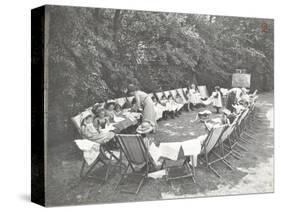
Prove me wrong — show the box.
[45,92,274,206]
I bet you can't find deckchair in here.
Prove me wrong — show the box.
[234,109,252,145]
[239,107,257,142]
[198,125,230,178]
[170,89,178,99]
[176,89,187,102]
[182,87,190,100]
[182,87,188,94]
[115,134,155,194]
[161,148,196,184]
[72,111,122,183]
[220,118,243,161]
[155,92,164,101]
[163,90,171,98]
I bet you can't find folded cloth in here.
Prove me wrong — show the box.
[158,142,182,161]
[122,112,140,121]
[181,137,203,156]
[74,139,100,165]
[148,169,166,179]
[149,142,161,165]
[181,134,207,167]
[113,115,125,123]
[100,124,116,133]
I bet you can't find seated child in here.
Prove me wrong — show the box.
[93,108,111,132]
[105,101,116,123]
[152,96,165,121]
[160,94,175,119]
[114,103,123,116]
[174,93,186,112]
[167,94,181,117]
[81,114,115,144]
[130,98,141,112]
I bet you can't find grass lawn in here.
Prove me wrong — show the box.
[45,92,274,206]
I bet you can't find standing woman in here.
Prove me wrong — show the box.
[211,86,223,113]
[127,84,157,132]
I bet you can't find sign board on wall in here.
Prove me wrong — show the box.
[197,85,209,98]
[232,73,251,88]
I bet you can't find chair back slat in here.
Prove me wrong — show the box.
[170,90,177,99]
[237,109,249,125]
[182,87,188,94]
[163,90,171,98]
[155,92,164,100]
[71,110,94,135]
[116,134,147,165]
[203,125,226,153]
[220,117,238,142]
[177,89,187,102]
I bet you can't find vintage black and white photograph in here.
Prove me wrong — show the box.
[33,5,274,206]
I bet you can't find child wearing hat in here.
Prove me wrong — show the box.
[81,114,115,144]
[93,108,110,132]
[105,101,116,123]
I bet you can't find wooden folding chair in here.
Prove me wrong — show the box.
[220,119,243,161]
[161,151,196,184]
[163,90,171,98]
[72,111,123,183]
[233,109,252,146]
[155,92,165,102]
[198,125,231,178]
[176,89,185,102]
[225,111,249,153]
[115,134,155,194]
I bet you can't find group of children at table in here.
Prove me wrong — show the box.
[79,100,142,145]
[79,82,254,146]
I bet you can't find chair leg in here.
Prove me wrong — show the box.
[222,159,233,170]
[208,165,221,178]
[212,151,233,170]
[184,158,196,183]
[236,142,248,152]
[115,164,130,191]
[135,177,146,194]
[238,136,251,144]
[242,132,255,140]
[81,157,101,179]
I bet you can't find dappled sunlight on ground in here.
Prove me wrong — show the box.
[46,92,274,206]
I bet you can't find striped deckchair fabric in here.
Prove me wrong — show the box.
[177,89,187,102]
[163,90,171,98]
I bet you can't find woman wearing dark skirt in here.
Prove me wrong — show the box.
[126,84,157,132]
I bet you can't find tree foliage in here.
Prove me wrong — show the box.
[46,6,274,142]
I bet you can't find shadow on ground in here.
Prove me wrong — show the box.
[45,92,274,206]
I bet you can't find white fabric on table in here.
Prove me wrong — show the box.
[158,142,182,161]
[149,142,162,165]
[74,139,100,165]
[113,115,125,123]
[181,138,202,156]
[181,134,207,167]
